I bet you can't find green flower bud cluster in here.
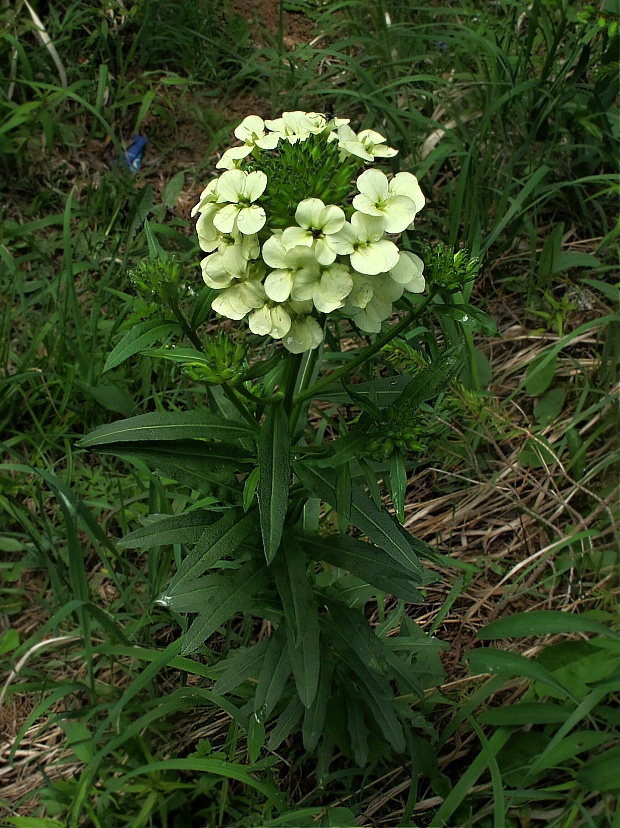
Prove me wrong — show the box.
[423,242,480,294]
[249,133,362,226]
[181,333,248,385]
[367,401,430,458]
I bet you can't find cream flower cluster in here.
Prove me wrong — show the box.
[192,112,426,353]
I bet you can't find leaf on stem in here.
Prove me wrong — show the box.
[258,400,290,564]
[79,410,257,448]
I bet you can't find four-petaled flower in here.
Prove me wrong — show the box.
[213,169,268,235]
[331,213,400,275]
[281,199,346,265]
[353,169,421,234]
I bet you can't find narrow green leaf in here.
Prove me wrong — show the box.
[163,577,220,613]
[298,532,423,601]
[211,639,270,695]
[534,731,611,771]
[294,461,434,573]
[247,715,265,764]
[103,320,178,372]
[119,511,219,549]
[168,508,257,595]
[360,680,406,753]
[345,687,370,766]
[182,562,268,654]
[301,430,368,468]
[477,702,570,726]
[243,467,260,512]
[254,626,291,720]
[302,654,333,752]
[327,602,387,673]
[478,610,620,642]
[267,695,304,751]
[525,349,558,396]
[335,462,352,532]
[258,400,290,563]
[273,541,312,646]
[79,410,257,448]
[110,757,285,811]
[465,648,579,702]
[389,446,407,523]
[107,438,252,470]
[286,608,320,709]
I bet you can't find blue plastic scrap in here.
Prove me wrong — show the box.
[124,135,148,172]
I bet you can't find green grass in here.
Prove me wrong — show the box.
[1,0,618,825]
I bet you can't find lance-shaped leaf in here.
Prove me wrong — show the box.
[168,507,258,596]
[286,603,320,709]
[302,653,333,752]
[294,462,436,573]
[258,400,290,564]
[272,541,312,646]
[79,409,257,449]
[389,446,407,523]
[181,561,269,654]
[267,695,304,751]
[254,625,291,720]
[297,428,368,469]
[344,680,370,766]
[109,447,243,503]
[329,622,405,753]
[105,439,253,471]
[119,511,220,549]
[211,639,270,695]
[297,532,423,601]
[104,320,178,372]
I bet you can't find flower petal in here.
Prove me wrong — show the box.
[295,198,325,229]
[236,204,266,235]
[283,316,324,353]
[216,169,245,203]
[243,170,268,202]
[381,195,417,234]
[264,269,294,302]
[389,172,425,212]
[262,234,289,269]
[356,168,389,201]
[213,203,239,234]
[282,226,313,249]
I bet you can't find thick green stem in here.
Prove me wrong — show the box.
[294,294,435,405]
[170,302,204,352]
[222,384,258,429]
[281,352,304,418]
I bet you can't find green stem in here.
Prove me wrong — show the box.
[281,352,304,417]
[289,339,322,434]
[222,384,258,429]
[294,294,435,405]
[170,302,203,351]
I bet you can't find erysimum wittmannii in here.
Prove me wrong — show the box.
[262,234,320,303]
[353,169,421,234]
[281,198,346,265]
[213,170,268,235]
[216,115,280,169]
[331,213,400,275]
[336,125,397,162]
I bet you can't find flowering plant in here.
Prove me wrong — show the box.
[81,112,487,769]
[192,111,425,352]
